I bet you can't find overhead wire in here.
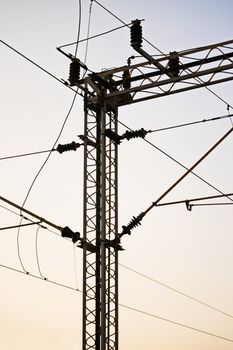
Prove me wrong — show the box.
[0,141,83,161]
[120,126,233,236]
[119,304,233,344]
[92,0,164,55]
[83,0,94,71]
[59,24,129,50]
[35,226,46,279]
[17,216,29,273]
[0,261,233,344]
[92,0,233,111]
[119,264,233,319]
[117,119,233,203]
[2,3,233,344]
[1,113,231,162]
[74,0,82,57]
[21,0,83,210]
[140,126,233,217]
[0,262,79,291]
[149,113,233,133]
[21,92,78,209]
[0,38,81,96]
[0,148,55,161]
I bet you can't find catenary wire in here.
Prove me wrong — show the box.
[73,244,79,290]
[156,192,233,208]
[0,38,81,96]
[0,149,54,161]
[149,113,233,133]
[0,196,70,240]
[117,119,233,203]
[59,24,129,50]
[0,262,232,344]
[17,217,28,273]
[74,0,82,57]
[119,264,233,319]
[35,226,46,279]
[140,126,233,220]
[119,304,233,344]
[92,0,233,111]
[119,126,233,237]
[92,0,164,55]
[21,91,78,209]
[1,112,231,162]
[0,262,79,289]
[83,0,93,65]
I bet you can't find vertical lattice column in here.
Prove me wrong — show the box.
[83,84,118,350]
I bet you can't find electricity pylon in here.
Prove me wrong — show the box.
[68,21,233,350]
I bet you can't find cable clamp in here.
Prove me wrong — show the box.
[185,200,192,211]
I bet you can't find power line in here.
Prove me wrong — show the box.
[149,113,233,133]
[0,149,54,161]
[17,217,28,273]
[1,261,233,344]
[0,262,79,290]
[119,264,233,319]
[92,0,164,55]
[0,38,81,96]
[74,0,82,57]
[118,119,233,203]
[120,304,233,344]
[0,141,83,161]
[21,92,78,209]
[0,199,71,241]
[83,0,93,66]
[92,1,233,112]
[59,23,129,50]
[120,126,233,236]
[35,226,46,279]
[156,192,233,209]
[0,221,41,231]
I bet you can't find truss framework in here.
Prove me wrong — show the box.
[80,38,233,350]
[82,82,119,350]
[83,39,233,106]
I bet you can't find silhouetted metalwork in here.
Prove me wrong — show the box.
[82,81,119,350]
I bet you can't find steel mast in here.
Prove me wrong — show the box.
[82,78,120,350]
[68,21,233,350]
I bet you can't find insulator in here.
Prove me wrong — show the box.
[105,129,122,144]
[122,69,131,90]
[61,226,80,243]
[168,52,180,77]
[130,19,143,48]
[122,128,148,141]
[69,59,81,86]
[56,141,81,154]
[121,213,143,236]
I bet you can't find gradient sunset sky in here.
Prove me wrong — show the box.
[0,1,233,349]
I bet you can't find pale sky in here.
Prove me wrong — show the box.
[0,1,233,349]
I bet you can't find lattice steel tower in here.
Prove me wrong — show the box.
[64,20,233,350]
